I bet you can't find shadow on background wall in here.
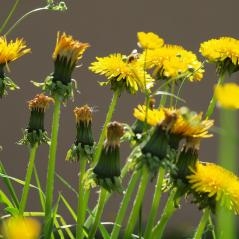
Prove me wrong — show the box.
[1,0,239,237]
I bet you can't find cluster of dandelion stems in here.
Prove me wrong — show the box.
[1,7,239,239]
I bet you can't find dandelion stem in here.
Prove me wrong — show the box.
[44,96,62,239]
[193,208,210,239]
[111,171,141,239]
[144,167,165,238]
[152,188,177,239]
[205,72,226,118]
[88,188,108,239]
[76,155,87,239]
[19,143,38,215]
[217,108,237,239]
[124,167,150,238]
[93,88,120,166]
[0,0,21,34]
[5,7,48,36]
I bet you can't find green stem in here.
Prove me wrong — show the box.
[44,96,62,239]
[209,215,216,239]
[170,80,175,106]
[152,189,177,239]
[217,108,237,239]
[124,167,150,238]
[19,143,38,215]
[144,167,165,239]
[205,73,226,118]
[0,0,21,34]
[92,89,120,166]
[193,208,210,239]
[111,171,141,239]
[88,188,108,239]
[76,156,87,239]
[5,7,48,36]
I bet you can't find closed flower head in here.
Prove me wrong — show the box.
[93,122,124,192]
[1,216,41,239]
[89,52,154,94]
[52,32,90,85]
[188,161,239,214]
[137,32,164,49]
[215,83,239,109]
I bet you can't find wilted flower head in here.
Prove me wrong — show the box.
[142,45,204,81]
[188,161,239,214]
[1,216,41,239]
[28,93,54,112]
[215,83,239,109]
[137,32,164,49]
[89,53,154,94]
[200,37,239,74]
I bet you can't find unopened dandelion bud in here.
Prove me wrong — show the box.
[93,122,124,192]
[19,94,53,146]
[66,105,94,162]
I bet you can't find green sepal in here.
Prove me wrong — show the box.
[31,75,74,101]
[0,76,19,97]
[18,129,50,147]
[47,1,68,11]
[65,143,94,162]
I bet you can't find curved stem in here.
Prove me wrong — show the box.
[92,89,120,166]
[111,171,141,239]
[0,0,21,34]
[88,188,108,239]
[5,7,48,36]
[124,167,150,238]
[205,72,226,118]
[193,208,210,239]
[144,167,165,239]
[152,189,177,239]
[44,96,62,239]
[76,156,87,239]
[19,143,38,215]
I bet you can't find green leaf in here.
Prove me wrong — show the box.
[56,173,78,195]
[152,90,186,103]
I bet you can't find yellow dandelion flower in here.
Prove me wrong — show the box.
[215,83,239,109]
[53,32,90,66]
[133,104,165,126]
[0,36,30,65]
[137,32,164,49]
[1,216,41,239]
[200,37,239,65]
[188,161,239,214]
[89,53,154,94]
[171,108,214,138]
[142,45,203,81]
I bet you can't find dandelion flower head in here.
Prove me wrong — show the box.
[137,32,164,49]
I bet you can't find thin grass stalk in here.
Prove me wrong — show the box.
[123,167,150,238]
[143,167,165,238]
[19,143,38,215]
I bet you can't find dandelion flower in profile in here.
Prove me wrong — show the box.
[142,45,204,81]
[188,161,239,214]
[52,32,90,85]
[137,32,164,49]
[89,53,154,94]
[1,216,41,239]
[0,36,30,65]
[200,37,239,74]
[215,83,239,109]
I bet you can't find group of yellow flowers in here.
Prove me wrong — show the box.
[1,30,239,238]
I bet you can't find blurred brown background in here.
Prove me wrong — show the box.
[1,0,239,237]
